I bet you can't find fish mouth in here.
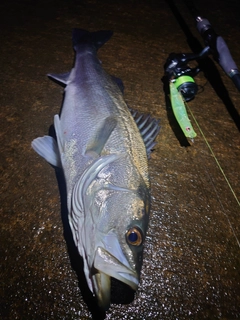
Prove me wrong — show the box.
[92,246,139,310]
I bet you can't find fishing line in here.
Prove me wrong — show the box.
[204,165,240,249]
[186,104,240,208]
[186,104,240,248]
[196,80,208,95]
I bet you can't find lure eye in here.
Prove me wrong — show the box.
[126,227,143,246]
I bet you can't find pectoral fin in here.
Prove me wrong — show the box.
[31,135,61,167]
[86,116,117,156]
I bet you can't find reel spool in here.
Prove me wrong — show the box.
[174,75,198,101]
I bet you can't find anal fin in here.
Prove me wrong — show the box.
[47,72,70,86]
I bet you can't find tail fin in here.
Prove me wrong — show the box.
[72,28,113,51]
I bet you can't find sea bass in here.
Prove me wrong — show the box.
[32,29,159,310]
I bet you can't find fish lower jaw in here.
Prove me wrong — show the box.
[93,272,111,311]
[92,246,139,310]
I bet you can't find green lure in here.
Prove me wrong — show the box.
[169,80,197,140]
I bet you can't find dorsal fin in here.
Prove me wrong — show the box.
[130,109,160,158]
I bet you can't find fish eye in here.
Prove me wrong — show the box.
[126,227,143,246]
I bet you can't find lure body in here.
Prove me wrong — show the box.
[169,80,197,140]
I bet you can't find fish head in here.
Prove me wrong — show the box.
[70,154,150,310]
[90,184,150,310]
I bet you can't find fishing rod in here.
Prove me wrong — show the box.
[183,0,240,91]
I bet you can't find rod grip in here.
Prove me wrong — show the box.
[216,36,240,91]
[197,18,240,91]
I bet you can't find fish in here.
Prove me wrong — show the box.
[31,28,160,310]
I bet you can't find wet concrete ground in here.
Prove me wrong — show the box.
[1,0,240,319]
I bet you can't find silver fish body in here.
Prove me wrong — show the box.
[32,29,159,310]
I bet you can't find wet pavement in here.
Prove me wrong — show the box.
[1,0,240,319]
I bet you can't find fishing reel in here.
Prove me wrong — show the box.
[163,47,211,140]
[164,46,210,101]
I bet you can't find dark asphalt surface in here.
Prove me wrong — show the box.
[1,0,240,319]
